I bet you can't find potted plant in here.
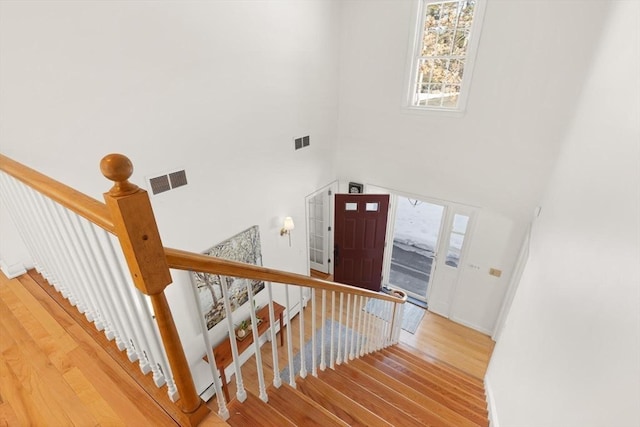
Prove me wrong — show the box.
[236,320,249,339]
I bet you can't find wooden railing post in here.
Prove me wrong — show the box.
[100,154,209,426]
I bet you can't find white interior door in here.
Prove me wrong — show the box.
[307,183,336,274]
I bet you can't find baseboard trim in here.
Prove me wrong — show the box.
[485,376,500,427]
[0,260,27,279]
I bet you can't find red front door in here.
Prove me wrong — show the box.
[333,194,389,291]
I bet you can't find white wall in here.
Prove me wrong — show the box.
[335,0,610,333]
[486,2,640,426]
[0,0,340,365]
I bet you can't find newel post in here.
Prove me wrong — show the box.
[100,154,209,426]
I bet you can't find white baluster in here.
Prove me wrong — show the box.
[247,281,268,402]
[377,305,386,351]
[336,292,343,365]
[330,291,336,369]
[397,302,404,342]
[27,190,65,295]
[134,288,177,396]
[391,302,401,344]
[9,182,50,278]
[220,277,246,402]
[349,295,358,360]
[367,298,375,354]
[378,300,387,349]
[1,175,42,273]
[43,198,83,311]
[319,289,326,371]
[356,294,365,358]
[298,286,307,378]
[343,293,350,364]
[67,214,109,332]
[107,232,173,392]
[96,227,153,369]
[83,220,128,350]
[76,218,118,336]
[266,282,281,388]
[385,301,394,347]
[311,288,317,377]
[56,208,98,320]
[363,298,375,354]
[374,301,382,352]
[284,284,295,387]
[188,269,229,420]
[0,174,44,273]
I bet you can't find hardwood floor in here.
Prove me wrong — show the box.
[0,269,494,426]
[399,310,494,380]
[0,272,178,426]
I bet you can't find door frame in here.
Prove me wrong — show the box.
[305,181,338,276]
[366,184,477,315]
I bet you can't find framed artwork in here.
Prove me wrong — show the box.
[348,182,363,194]
[191,226,265,330]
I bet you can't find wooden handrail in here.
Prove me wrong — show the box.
[0,153,114,233]
[165,247,407,304]
[0,153,405,305]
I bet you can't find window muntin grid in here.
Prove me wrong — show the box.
[411,0,478,110]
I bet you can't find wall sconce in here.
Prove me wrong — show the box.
[280,216,295,246]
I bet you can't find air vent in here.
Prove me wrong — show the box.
[149,175,171,195]
[148,169,187,195]
[169,170,187,189]
[294,135,310,150]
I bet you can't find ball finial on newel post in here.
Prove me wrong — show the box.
[100,153,139,196]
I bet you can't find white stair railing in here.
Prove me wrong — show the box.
[0,170,176,401]
[190,278,405,418]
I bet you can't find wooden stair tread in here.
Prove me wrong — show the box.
[381,348,487,402]
[342,360,480,427]
[369,351,488,415]
[395,342,485,386]
[267,383,348,427]
[386,345,485,392]
[295,372,393,427]
[317,366,429,427]
[227,392,296,427]
[360,354,489,426]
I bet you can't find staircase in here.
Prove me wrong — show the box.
[0,153,491,427]
[225,343,488,427]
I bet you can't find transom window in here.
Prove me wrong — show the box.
[407,0,485,111]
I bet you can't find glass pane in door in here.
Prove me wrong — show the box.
[389,197,444,299]
[308,191,328,273]
[445,214,469,267]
